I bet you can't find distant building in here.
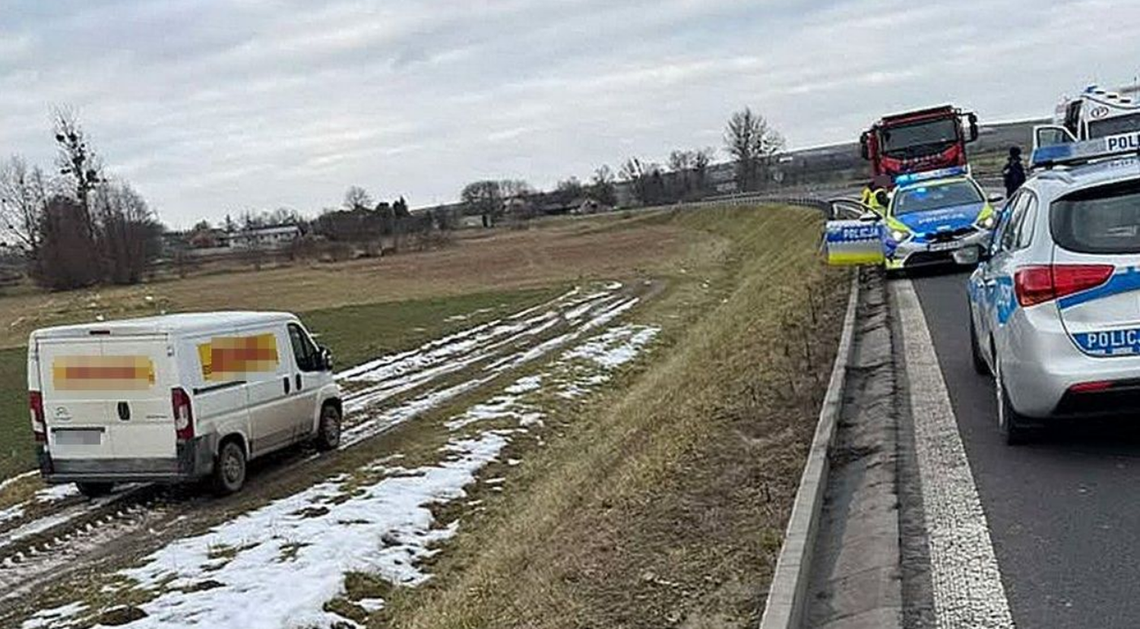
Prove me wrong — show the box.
[230,225,301,250]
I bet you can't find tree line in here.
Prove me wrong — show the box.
[454,106,785,221]
[0,108,163,291]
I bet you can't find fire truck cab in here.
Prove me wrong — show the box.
[860,105,979,187]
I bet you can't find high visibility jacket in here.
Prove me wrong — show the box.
[862,187,885,211]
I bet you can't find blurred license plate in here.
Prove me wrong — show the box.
[929,241,962,252]
[53,429,103,446]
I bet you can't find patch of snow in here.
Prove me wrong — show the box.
[504,375,543,395]
[0,504,25,525]
[22,602,89,629]
[34,484,79,504]
[357,598,385,612]
[42,433,510,629]
[562,324,659,369]
[0,470,38,495]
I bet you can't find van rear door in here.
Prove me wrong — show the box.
[38,334,175,461]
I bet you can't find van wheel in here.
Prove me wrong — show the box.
[212,440,246,495]
[76,482,113,498]
[316,403,342,451]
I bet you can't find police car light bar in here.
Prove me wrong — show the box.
[1031,134,1140,169]
[893,165,970,187]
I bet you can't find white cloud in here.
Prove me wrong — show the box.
[0,0,1137,226]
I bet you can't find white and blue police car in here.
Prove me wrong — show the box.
[824,167,1001,274]
[968,137,1140,444]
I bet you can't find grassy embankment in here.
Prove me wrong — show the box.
[375,204,848,629]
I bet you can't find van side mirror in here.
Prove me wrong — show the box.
[987,193,1004,205]
[319,347,333,371]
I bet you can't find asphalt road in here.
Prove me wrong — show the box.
[912,270,1140,629]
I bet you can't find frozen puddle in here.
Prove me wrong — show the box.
[27,323,660,629]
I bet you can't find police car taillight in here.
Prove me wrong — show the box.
[172,387,194,441]
[1015,264,1113,307]
[29,391,46,444]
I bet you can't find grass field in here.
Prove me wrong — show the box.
[0,287,564,482]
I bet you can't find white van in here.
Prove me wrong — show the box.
[28,312,342,496]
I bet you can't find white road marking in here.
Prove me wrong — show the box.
[893,279,1015,629]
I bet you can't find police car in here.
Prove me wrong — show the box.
[825,167,1001,273]
[967,137,1140,444]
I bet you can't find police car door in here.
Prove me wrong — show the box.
[979,193,1031,350]
[824,201,884,266]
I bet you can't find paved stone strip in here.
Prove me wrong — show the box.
[893,280,1014,629]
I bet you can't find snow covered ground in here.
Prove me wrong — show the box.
[19,290,659,628]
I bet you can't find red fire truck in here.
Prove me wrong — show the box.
[860,105,979,186]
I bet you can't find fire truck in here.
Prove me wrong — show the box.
[860,105,979,186]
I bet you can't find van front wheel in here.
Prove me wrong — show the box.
[76,482,113,498]
[316,403,342,451]
[212,440,246,495]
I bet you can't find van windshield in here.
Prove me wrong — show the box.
[1051,179,1140,253]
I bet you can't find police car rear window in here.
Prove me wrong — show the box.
[1051,180,1140,254]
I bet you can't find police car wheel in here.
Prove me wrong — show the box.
[969,316,989,376]
[995,359,1030,446]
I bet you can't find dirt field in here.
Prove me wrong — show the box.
[0,213,691,349]
[0,206,846,629]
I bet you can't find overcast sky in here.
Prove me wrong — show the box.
[1,0,1138,227]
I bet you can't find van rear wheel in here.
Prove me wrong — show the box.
[76,482,113,498]
[212,440,246,495]
[316,403,342,451]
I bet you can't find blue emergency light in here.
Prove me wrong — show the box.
[893,165,969,187]
[1030,135,1140,169]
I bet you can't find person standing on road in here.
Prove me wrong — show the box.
[1003,146,1026,197]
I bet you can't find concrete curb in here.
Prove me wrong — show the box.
[758,270,862,629]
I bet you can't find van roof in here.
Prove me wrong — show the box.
[31,311,298,340]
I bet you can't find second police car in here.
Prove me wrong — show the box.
[968,137,1140,444]
[882,167,1002,272]
[825,166,1001,273]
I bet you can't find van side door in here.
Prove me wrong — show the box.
[185,331,250,458]
[235,325,295,456]
[286,323,325,438]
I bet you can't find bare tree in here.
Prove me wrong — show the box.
[266,207,303,228]
[343,186,373,211]
[724,107,784,192]
[554,177,584,205]
[92,180,161,285]
[36,195,100,290]
[52,107,103,234]
[590,165,617,206]
[693,148,715,194]
[461,180,503,225]
[0,156,51,262]
[620,158,663,205]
